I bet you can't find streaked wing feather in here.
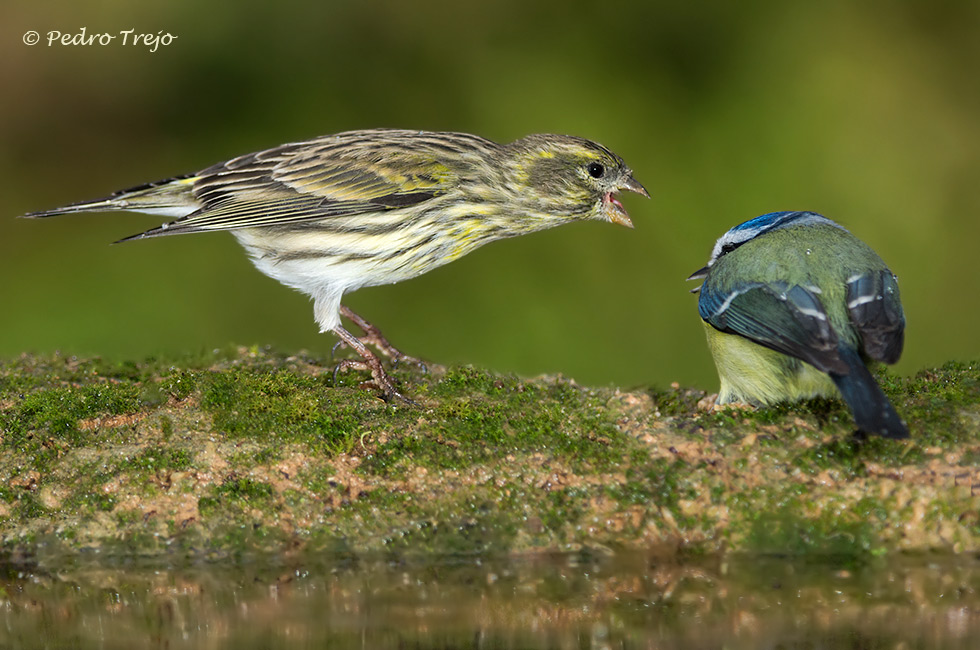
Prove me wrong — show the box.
[138,138,461,236]
[271,147,456,201]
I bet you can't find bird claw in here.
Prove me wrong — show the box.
[332,336,427,373]
[391,353,428,374]
[332,358,417,406]
[328,306,426,403]
[333,305,428,375]
[330,340,343,361]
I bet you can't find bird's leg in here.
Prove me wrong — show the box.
[337,305,426,371]
[331,324,415,405]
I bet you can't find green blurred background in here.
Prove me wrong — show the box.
[2,0,978,391]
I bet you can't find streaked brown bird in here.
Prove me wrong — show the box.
[23,129,648,401]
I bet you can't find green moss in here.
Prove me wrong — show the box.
[334,487,521,556]
[3,383,141,445]
[791,439,870,478]
[127,448,194,474]
[199,369,374,455]
[72,492,117,513]
[431,366,512,397]
[159,415,175,439]
[900,362,980,446]
[232,446,281,466]
[647,387,704,417]
[15,495,47,520]
[0,350,978,559]
[161,369,197,400]
[363,367,626,477]
[60,461,118,512]
[609,457,688,510]
[215,477,274,502]
[115,510,140,525]
[743,496,880,559]
[960,447,980,467]
[197,496,221,517]
[298,467,345,502]
[540,488,588,536]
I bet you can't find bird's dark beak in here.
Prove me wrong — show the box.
[687,266,711,286]
[687,266,711,281]
[687,266,710,282]
[687,265,709,293]
[620,174,650,199]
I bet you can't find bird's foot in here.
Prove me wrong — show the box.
[332,357,417,405]
[337,305,427,372]
[330,323,417,405]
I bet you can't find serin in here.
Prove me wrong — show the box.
[23,129,648,401]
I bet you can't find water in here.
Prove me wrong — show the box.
[1,552,978,649]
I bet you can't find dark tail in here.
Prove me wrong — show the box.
[21,198,120,218]
[830,346,909,439]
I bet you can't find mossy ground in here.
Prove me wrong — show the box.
[1,348,978,562]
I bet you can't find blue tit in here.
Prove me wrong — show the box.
[688,211,908,439]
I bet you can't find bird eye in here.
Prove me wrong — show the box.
[587,162,605,179]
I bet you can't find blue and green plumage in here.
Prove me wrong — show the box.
[689,211,908,439]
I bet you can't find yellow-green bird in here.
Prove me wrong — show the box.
[23,129,648,401]
[688,211,907,439]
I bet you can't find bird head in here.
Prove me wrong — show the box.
[508,134,649,229]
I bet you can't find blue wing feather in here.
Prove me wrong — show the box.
[699,281,848,375]
[846,270,905,364]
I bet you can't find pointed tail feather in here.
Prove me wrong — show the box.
[22,198,122,218]
[830,346,909,439]
[20,174,201,220]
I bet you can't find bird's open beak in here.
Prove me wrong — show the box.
[604,174,650,229]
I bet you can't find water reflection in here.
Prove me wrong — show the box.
[1,552,978,649]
